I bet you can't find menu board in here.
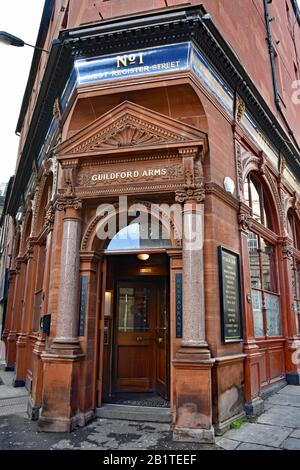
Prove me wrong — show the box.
[218,247,243,342]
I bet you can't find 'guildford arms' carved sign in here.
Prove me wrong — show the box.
[91,168,167,182]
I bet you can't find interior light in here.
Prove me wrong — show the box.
[137,253,150,261]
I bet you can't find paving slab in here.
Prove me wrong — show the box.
[257,405,300,428]
[0,414,219,451]
[281,437,300,450]
[215,438,239,450]
[0,371,14,387]
[265,393,300,408]
[237,442,281,450]
[0,386,28,400]
[224,422,290,447]
[278,385,300,396]
[290,429,300,439]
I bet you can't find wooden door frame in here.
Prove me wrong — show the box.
[98,255,170,401]
[112,278,158,393]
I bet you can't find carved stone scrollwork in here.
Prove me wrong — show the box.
[44,202,55,227]
[281,241,293,260]
[278,153,286,175]
[258,151,266,175]
[55,161,82,212]
[235,94,246,123]
[235,142,243,196]
[238,204,253,232]
[175,187,205,203]
[176,146,205,203]
[26,238,35,257]
[55,196,82,212]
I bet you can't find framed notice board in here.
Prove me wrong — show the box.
[218,246,243,343]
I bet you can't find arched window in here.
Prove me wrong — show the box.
[106,222,172,251]
[287,210,300,334]
[244,173,281,338]
[244,173,272,228]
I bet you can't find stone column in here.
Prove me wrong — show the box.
[14,242,37,387]
[39,195,84,432]
[29,216,53,419]
[3,270,16,370]
[53,207,82,350]
[172,148,215,444]
[181,199,208,352]
[6,260,23,370]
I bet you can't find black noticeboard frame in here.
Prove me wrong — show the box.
[218,246,243,343]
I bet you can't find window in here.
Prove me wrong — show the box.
[106,222,172,251]
[244,172,281,338]
[244,173,272,228]
[288,210,300,334]
[248,232,281,337]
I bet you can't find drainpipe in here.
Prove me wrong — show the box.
[263,0,300,154]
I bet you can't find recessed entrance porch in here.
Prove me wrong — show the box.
[100,253,170,411]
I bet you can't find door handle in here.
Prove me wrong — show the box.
[157,337,163,344]
[136,336,143,341]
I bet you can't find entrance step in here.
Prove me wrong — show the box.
[96,404,172,423]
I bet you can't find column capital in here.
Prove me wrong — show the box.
[55,194,82,214]
[175,186,205,204]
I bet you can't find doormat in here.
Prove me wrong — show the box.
[105,393,169,408]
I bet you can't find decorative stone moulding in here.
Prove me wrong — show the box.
[281,241,294,260]
[55,101,208,158]
[55,196,82,212]
[175,187,205,204]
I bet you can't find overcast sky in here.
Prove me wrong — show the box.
[0,1,299,186]
[0,0,44,184]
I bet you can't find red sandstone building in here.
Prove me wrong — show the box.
[1,0,300,442]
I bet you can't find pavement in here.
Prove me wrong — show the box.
[0,369,300,450]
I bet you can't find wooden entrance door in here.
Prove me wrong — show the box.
[113,280,168,396]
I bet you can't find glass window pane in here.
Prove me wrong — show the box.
[118,286,150,332]
[287,213,294,242]
[265,293,281,336]
[293,300,300,335]
[244,177,250,206]
[261,239,277,292]
[252,289,264,337]
[248,232,262,289]
[107,222,172,251]
[250,178,262,223]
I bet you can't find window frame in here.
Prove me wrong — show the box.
[244,171,282,339]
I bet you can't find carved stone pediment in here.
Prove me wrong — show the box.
[56,101,208,157]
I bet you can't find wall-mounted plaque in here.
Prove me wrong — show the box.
[78,275,89,336]
[175,272,183,338]
[218,246,243,343]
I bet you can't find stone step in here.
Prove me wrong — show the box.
[96,404,172,423]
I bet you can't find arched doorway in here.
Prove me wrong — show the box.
[99,220,173,406]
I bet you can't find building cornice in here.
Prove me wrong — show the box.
[8,4,300,215]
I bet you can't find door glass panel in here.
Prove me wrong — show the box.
[252,289,264,337]
[261,239,277,292]
[118,286,150,332]
[248,232,262,289]
[265,293,281,336]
